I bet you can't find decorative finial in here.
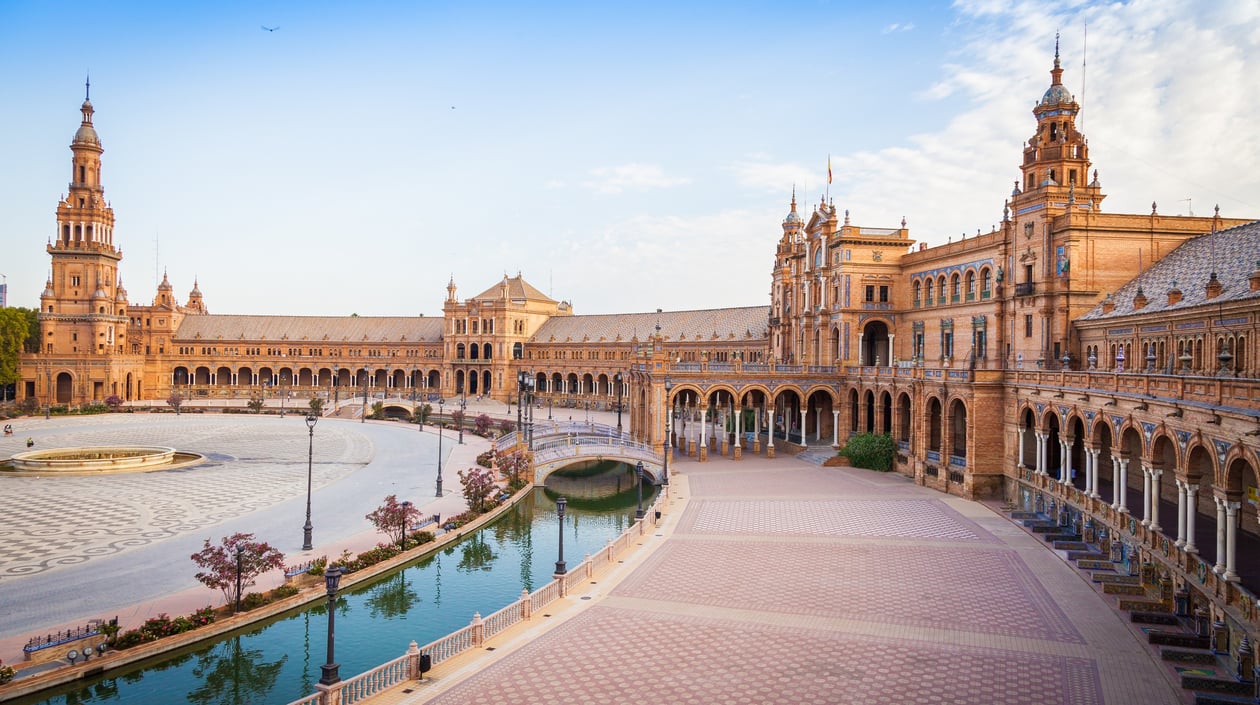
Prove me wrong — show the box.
[1003,200,1010,221]
[1054,31,1061,70]
[1151,201,1158,215]
[1068,181,1075,204]
[843,209,850,225]
[85,73,91,101]
[1215,204,1220,217]
[901,216,907,228]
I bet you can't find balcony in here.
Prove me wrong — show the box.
[1015,282,1035,297]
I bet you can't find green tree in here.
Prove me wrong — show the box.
[414,402,431,425]
[246,397,264,413]
[370,401,384,420]
[0,307,38,393]
[308,396,324,414]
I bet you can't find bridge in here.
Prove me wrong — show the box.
[498,421,666,484]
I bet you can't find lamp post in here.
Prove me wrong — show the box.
[303,412,318,550]
[458,392,466,445]
[399,500,411,551]
[435,400,444,497]
[554,496,567,575]
[517,370,525,439]
[526,374,535,450]
[663,378,672,485]
[418,377,426,431]
[361,367,370,423]
[234,542,245,613]
[332,364,339,414]
[614,372,623,432]
[318,565,343,686]
[280,383,286,418]
[635,460,645,519]
[412,367,418,427]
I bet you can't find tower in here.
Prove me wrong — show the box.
[42,81,127,358]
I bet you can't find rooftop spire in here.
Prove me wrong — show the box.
[1050,31,1064,85]
[85,73,91,101]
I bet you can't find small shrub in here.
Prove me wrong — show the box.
[839,433,896,472]
[111,629,151,650]
[241,592,269,610]
[271,584,300,599]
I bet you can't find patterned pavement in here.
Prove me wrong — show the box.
[391,449,1184,705]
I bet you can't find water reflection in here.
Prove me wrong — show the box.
[16,459,655,705]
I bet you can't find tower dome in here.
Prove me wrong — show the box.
[73,100,100,146]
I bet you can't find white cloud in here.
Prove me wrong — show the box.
[882,22,915,34]
[583,163,692,194]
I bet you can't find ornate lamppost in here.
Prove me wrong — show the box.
[303,412,318,550]
[318,565,344,686]
[517,370,526,439]
[458,391,466,445]
[361,367,369,423]
[554,496,567,575]
[663,378,672,485]
[400,500,411,551]
[635,461,645,520]
[435,400,445,497]
[412,366,418,427]
[332,364,340,414]
[614,372,623,432]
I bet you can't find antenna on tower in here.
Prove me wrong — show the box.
[1080,22,1086,132]
[1179,198,1194,217]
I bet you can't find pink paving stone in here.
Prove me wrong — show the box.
[677,498,996,543]
[612,540,1084,644]
[423,606,1101,705]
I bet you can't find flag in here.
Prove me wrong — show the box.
[827,155,832,184]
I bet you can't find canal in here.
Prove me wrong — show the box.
[16,460,655,705]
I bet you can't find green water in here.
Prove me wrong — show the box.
[17,462,656,705]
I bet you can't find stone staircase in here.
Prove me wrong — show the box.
[795,445,837,466]
[1010,511,1254,704]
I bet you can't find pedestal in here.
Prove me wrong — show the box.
[766,446,775,459]
[698,446,708,463]
[733,446,743,460]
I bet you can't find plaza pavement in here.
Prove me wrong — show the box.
[372,446,1185,705]
[0,404,508,666]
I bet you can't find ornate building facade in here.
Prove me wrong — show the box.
[17,49,1260,667]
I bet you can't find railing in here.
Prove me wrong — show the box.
[288,492,666,705]
[24,619,113,653]
[1015,282,1035,296]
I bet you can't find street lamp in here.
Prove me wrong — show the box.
[435,400,444,497]
[332,364,339,414]
[361,367,369,423]
[318,565,344,686]
[517,370,527,441]
[663,378,672,485]
[458,391,466,445]
[554,496,567,575]
[614,372,623,432]
[635,461,645,519]
[303,412,318,550]
[280,382,286,418]
[400,500,411,551]
[234,542,245,613]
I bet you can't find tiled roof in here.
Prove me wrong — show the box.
[533,306,770,343]
[471,275,556,304]
[174,315,444,343]
[1080,221,1260,320]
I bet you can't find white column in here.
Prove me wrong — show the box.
[1117,458,1129,513]
[1175,480,1187,548]
[1225,501,1240,581]
[814,407,822,440]
[887,334,895,365]
[700,407,707,449]
[1061,439,1073,485]
[1017,427,1026,468]
[735,406,743,449]
[857,334,865,365]
[832,410,840,447]
[1089,449,1101,499]
[1149,468,1163,533]
[1185,484,1199,553]
[1214,497,1227,574]
[1037,433,1047,475]
[1140,465,1152,526]
[1082,449,1093,495]
[799,409,807,445]
[755,405,761,437]
[767,406,774,450]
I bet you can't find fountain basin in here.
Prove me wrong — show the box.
[4,446,203,475]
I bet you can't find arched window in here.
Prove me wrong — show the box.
[937,276,947,303]
[483,343,492,360]
[513,342,523,359]
[456,343,466,359]
[950,274,961,301]
[925,279,934,305]
[814,246,823,269]
[965,271,976,300]
[981,268,992,298]
[913,280,922,306]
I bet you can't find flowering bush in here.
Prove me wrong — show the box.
[0,659,15,685]
[190,532,286,608]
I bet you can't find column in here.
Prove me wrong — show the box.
[887,334,895,365]
[1175,480,1187,548]
[1089,449,1101,499]
[733,405,743,460]
[1149,468,1162,533]
[698,404,708,462]
[799,408,807,446]
[1141,464,1152,527]
[1017,426,1026,468]
[753,404,762,454]
[1214,497,1227,574]
[814,406,822,441]
[1184,484,1199,553]
[832,410,840,448]
[1116,458,1129,513]
[1061,439,1074,486]
[857,334,865,365]
[767,404,776,458]
[1082,448,1093,495]
[1035,432,1046,475]
[1225,501,1240,582]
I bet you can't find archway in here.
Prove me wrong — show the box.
[55,372,73,404]
[861,320,890,366]
[948,398,967,460]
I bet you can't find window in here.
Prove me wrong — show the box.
[925,280,934,304]
[1024,315,1033,338]
[965,272,975,300]
[70,275,81,287]
[981,268,992,298]
[879,286,889,303]
[913,281,922,306]
[864,285,875,302]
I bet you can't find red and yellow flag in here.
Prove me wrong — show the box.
[827,155,832,184]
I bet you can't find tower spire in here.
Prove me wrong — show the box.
[85,73,90,101]
[1051,31,1064,85]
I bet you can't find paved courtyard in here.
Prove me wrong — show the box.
[0,410,482,663]
[389,453,1184,705]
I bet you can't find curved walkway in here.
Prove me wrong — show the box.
[378,452,1183,704]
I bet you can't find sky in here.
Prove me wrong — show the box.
[1,0,1257,317]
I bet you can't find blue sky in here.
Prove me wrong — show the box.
[1,0,1256,316]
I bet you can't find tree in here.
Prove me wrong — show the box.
[474,413,492,436]
[104,394,124,412]
[365,495,421,549]
[458,467,497,512]
[246,397,264,413]
[370,401,384,420]
[839,432,897,472]
[0,307,37,394]
[497,418,514,436]
[451,408,464,431]
[190,533,286,608]
[414,403,431,425]
[167,392,184,414]
[308,397,324,414]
